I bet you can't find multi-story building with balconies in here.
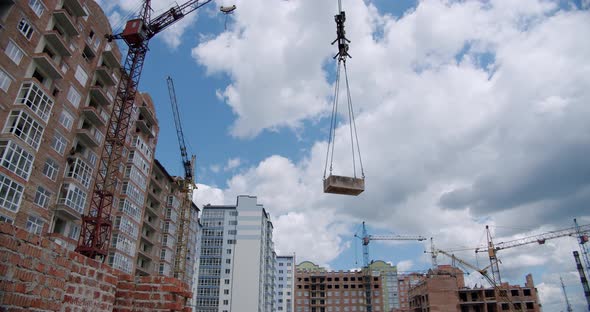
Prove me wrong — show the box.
[0,0,200,282]
[0,0,127,247]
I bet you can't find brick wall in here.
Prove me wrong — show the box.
[0,223,192,312]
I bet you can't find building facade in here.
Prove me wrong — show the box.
[367,261,398,312]
[408,266,542,312]
[0,0,199,284]
[0,0,122,246]
[276,255,296,312]
[394,272,425,312]
[295,261,385,312]
[195,195,276,312]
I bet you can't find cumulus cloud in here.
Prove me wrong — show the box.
[166,0,589,309]
[223,157,241,171]
[397,260,414,272]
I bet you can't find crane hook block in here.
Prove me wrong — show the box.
[220,5,236,14]
[324,175,365,196]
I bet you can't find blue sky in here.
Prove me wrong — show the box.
[98,0,590,309]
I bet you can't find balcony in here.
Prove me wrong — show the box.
[138,105,157,125]
[76,126,104,147]
[62,0,86,17]
[44,31,71,56]
[53,10,79,37]
[54,202,83,220]
[81,105,109,126]
[135,120,155,138]
[89,86,111,106]
[102,44,120,69]
[96,66,117,86]
[32,53,63,80]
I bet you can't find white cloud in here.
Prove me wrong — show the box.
[397,260,414,272]
[224,157,241,171]
[188,0,590,308]
[193,183,225,208]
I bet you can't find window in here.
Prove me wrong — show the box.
[16,82,54,122]
[4,110,44,150]
[225,269,230,274]
[223,300,228,305]
[18,18,34,40]
[225,259,231,264]
[229,220,237,225]
[66,157,93,188]
[88,151,97,166]
[58,110,73,130]
[0,68,12,92]
[66,86,82,108]
[28,0,45,16]
[26,215,44,234]
[0,214,14,224]
[5,41,24,65]
[50,132,67,155]
[68,224,79,240]
[34,186,51,209]
[74,66,88,86]
[0,173,24,212]
[0,140,34,180]
[58,183,87,214]
[42,158,59,180]
[224,289,229,295]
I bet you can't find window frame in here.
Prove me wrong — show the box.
[17,18,34,40]
[25,215,44,234]
[0,173,25,213]
[34,185,51,209]
[42,158,60,181]
[0,67,13,92]
[5,40,25,65]
[0,139,35,180]
[28,0,45,17]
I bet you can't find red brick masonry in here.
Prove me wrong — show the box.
[0,223,192,312]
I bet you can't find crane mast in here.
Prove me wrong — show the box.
[167,76,196,281]
[76,0,212,261]
[560,276,573,312]
[357,222,426,312]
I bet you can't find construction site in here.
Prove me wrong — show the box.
[0,0,589,311]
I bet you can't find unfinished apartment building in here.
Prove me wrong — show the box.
[408,266,541,312]
[144,159,200,287]
[295,261,384,312]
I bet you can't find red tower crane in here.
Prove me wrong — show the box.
[76,0,213,261]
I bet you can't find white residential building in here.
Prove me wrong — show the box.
[195,195,276,312]
[275,255,295,312]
